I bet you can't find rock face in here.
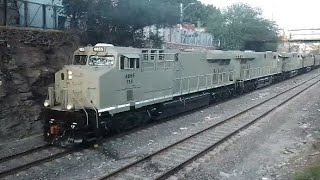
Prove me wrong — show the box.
[0,27,79,142]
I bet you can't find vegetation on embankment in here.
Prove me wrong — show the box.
[295,165,320,180]
[294,142,320,180]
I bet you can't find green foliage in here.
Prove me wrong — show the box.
[148,32,164,49]
[62,0,180,47]
[184,2,221,27]
[163,0,220,27]
[62,1,279,50]
[295,165,320,180]
[61,0,89,29]
[206,3,279,51]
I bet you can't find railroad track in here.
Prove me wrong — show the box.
[98,75,320,180]
[0,145,74,178]
[0,145,50,164]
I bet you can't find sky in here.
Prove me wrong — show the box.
[199,0,320,30]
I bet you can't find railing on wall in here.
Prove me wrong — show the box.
[1,0,65,29]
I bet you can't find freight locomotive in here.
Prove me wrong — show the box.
[43,44,319,146]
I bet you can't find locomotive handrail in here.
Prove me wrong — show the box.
[141,59,175,71]
[176,71,235,95]
[71,93,89,126]
[84,96,99,129]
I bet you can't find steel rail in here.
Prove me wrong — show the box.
[155,78,320,180]
[0,145,51,164]
[0,149,75,178]
[99,74,320,180]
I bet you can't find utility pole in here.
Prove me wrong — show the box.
[3,0,7,26]
[180,2,195,29]
[180,3,183,29]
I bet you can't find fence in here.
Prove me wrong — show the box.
[1,0,65,29]
[144,26,220,47]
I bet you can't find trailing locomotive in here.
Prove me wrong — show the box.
[43,44,318,146]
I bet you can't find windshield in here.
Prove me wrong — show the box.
[74,55,88,65]
[88,55,115,66]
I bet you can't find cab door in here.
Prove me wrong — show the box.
[119,54,142,103]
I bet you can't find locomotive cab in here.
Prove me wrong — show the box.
[43,44,176,146]
[43,44,118,146]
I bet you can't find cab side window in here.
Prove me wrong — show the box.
[120,55,140,70]
[120,56,125,69]
[129,58,135,69]
[136,59,140,68]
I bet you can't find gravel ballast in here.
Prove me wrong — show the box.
[180,72,320,180]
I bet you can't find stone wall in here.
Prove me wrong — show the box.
[0,27,79,142]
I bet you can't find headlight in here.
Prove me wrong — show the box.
[79,48,85,52]
[66,104,73,110]
[44,100,50,107]
[67,71,73,80]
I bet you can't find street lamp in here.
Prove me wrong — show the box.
[180,2,195,28]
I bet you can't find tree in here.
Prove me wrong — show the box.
[183,2,221,27]
[62,0,89,30]
[62,0,180,47]
[164,0,221,27]
[206,3,279,51]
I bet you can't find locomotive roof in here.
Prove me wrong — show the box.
[75,46,179,55]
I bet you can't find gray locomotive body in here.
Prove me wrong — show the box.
[43,45,318,146]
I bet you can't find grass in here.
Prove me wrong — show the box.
[294,165,320,180]
[295,141,320,180]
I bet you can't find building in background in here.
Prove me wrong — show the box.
[144,25,219,47]
[278,29,320,53]
[1,0,65,29]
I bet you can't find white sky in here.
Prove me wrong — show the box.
[200,0,320,30]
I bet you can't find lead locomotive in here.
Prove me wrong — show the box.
[43,44,319,146]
